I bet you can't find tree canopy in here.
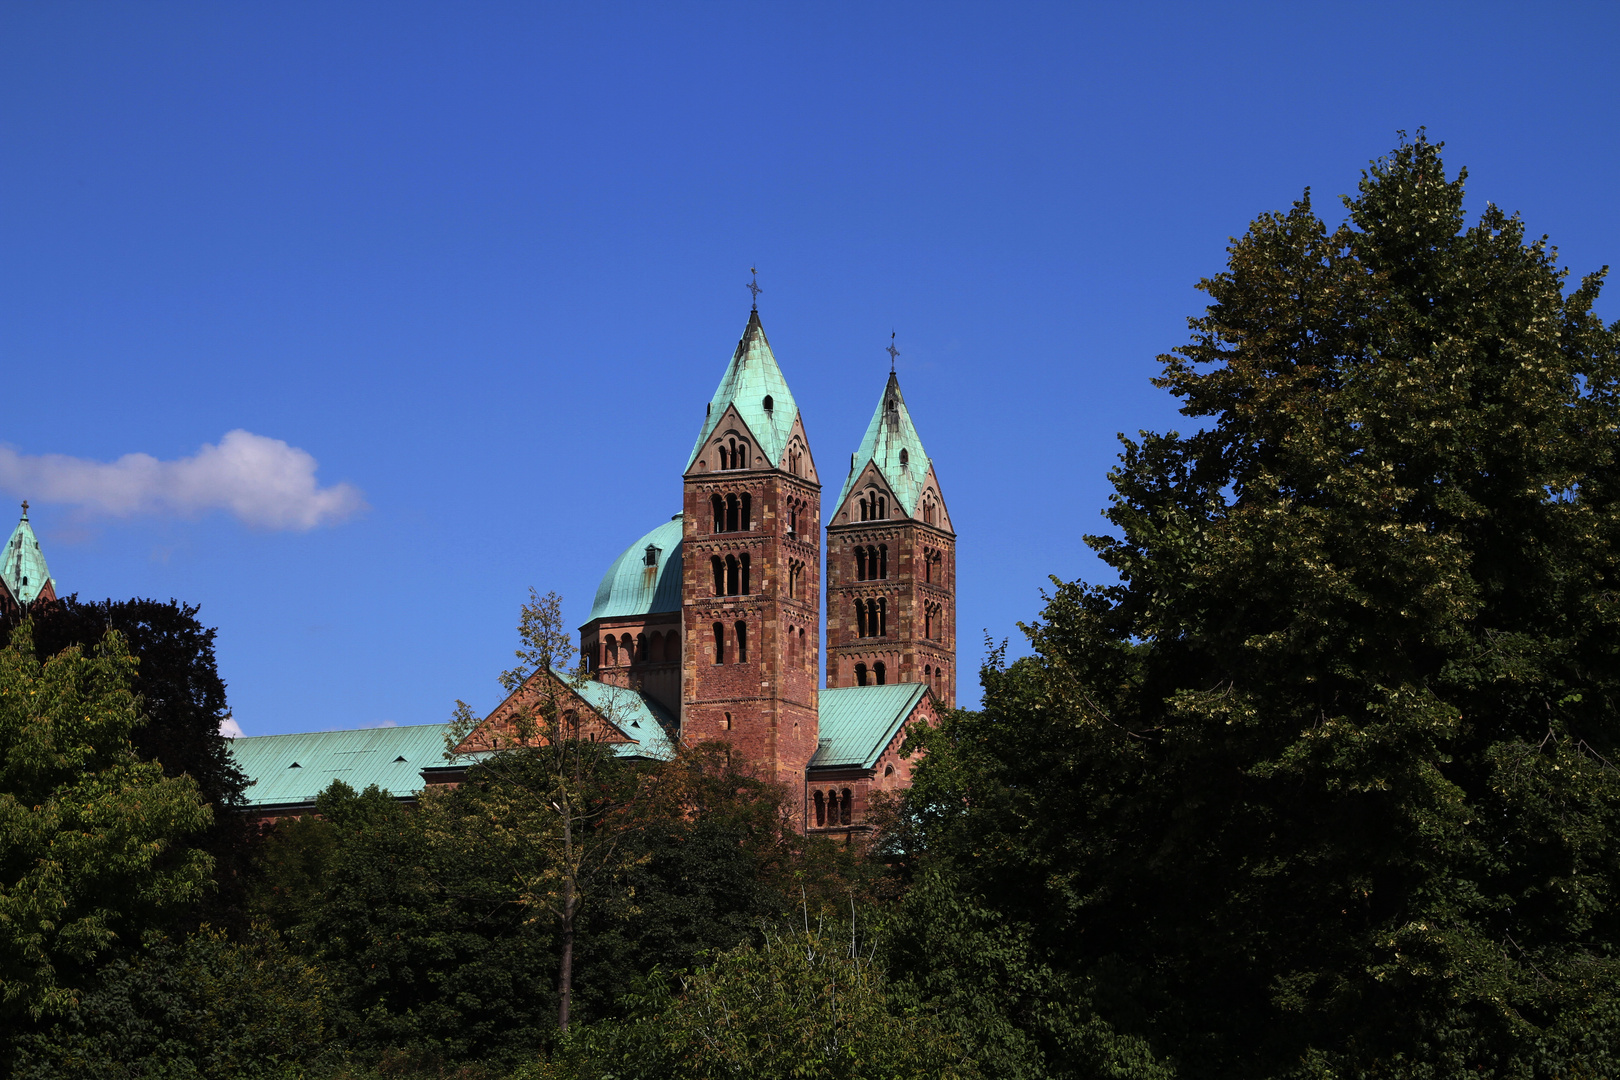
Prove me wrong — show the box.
[0,621,214,1022]
[899,133,1620,1078]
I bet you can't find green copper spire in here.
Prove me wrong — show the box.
[837,371,933,515]
[687,309,801,471]
[2,502,54,606]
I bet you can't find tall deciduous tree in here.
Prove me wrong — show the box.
[444,588,666,1033]
[903,134,1620,1077]
[0,622,213,1022]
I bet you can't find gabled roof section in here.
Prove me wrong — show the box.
[572,679,677,760]
[2,505,54,606]
[836,372,932,516]
[589,516,684,622]
[454,668,676,762]
[687,309,801,471]
[811,683,929,770]
[227,723,452,809]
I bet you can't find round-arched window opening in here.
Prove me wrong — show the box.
[763,394,774,412]
[887,397,897,412]
[899,448,909,469]
[884,764,894,777]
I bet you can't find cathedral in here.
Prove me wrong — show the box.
[446,303,958,834]
[12,304,959,838]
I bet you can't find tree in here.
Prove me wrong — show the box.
[444,588,669,1034]
[6,597,252,930]
[551,913,980,1080]
[6,597,243,810]
[8,925,337,1080]
[253,779,564,1070]
[901,133,1620,1077]
[0,621,214,1022]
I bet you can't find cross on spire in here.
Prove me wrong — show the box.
[886,332,900,372]
[19,500,27,518]
[746,267,762,310]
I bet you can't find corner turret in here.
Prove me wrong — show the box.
[1,501,58,615]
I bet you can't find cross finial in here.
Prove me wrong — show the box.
[746,267,761,310]
[886,331,900,372]
[19,500,27,518]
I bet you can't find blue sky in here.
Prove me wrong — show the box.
[3,2,1617,734]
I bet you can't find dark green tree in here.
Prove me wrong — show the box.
[8,596,244,810]
[8,925,337,1080]
[899,134,1620,1077]
[6,597,252,929]
[0,621,214,1023]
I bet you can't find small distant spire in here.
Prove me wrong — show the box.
[886,332,900,372]
[746,267,762,310]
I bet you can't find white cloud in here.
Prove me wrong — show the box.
[219,713,245,738]
[0,430,366,531]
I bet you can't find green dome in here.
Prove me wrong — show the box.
[589,516,684,622]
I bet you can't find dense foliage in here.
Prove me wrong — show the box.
[0,621,214,1025]
[897,133,1620,1077]
[9,134,1620,1077]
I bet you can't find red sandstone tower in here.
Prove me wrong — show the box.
[681,308,822,794]
[825,371,956,707]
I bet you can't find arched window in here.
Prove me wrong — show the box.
[874,661,886,685]
[741,493,752,531]
[799,628,807,667]
[841,789,853,825]
[855,662,868,687]
[899,448,908,469]
[665,632,680,663]
[856,599,867,638]
[726,555,739,595]
[879,544,888,579]
[763,394,774,413]
[712,494,725,532]
[878,496,887,519]
[620,634,634,661]
[713,622,724,664]
[712,555,725,595]
[814,790,825,827]
[925,606,933,640]
[563,710,579,738]
[636,633,648,662]
[740,553,751,595]
[879,598,887,637]
[606,637,618,665]
[726,494,739,532]
[855,546,867,581]
[735,620,748,663]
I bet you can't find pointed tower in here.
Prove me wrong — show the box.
[682,309,822,802]
[825,373,957,706]
[1,502,58,616]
